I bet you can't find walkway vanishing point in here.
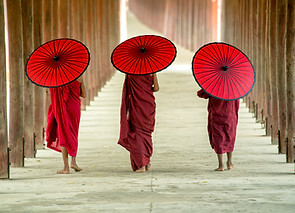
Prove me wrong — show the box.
[1,13,294,213]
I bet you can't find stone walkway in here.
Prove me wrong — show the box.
[1,12,294,213]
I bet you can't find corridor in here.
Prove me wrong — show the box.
[1,12,294,213]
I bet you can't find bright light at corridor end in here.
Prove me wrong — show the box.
[120,0,128,42]
[217,0,222,41]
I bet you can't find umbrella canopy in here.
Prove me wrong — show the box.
[111,35,177,75]
[26,38,90,88]
[192,42,255,100]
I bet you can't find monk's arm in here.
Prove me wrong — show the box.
[77,76,86,98]
[197,89,210,99]
[152,74,159,92]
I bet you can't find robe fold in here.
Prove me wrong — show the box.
[197,89,239,154]
[118,75,156,171]
[46,81,81,157]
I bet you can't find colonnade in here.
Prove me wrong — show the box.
[129,0,295,163]
[0,0,121,179]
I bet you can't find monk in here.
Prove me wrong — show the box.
[46,76,86,174]
[197,89,239,171]
[118,74,159,173]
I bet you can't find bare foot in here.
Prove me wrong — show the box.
[214,167,224,171]
[71,164,82,172]
[227,162,233,170]
[135,166,146,173]
[57,169,70,174]
[146,163,151,171]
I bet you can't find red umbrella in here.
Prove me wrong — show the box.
[26,38,90,88]
[192,42,255,100]
[111,35,177,75]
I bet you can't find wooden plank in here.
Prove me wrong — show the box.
[33,0,45,150]
[0,0,8,178]
[22,0,35,158]
[7,0,24,167]
[286,0,295,162]
[276,0,287,154]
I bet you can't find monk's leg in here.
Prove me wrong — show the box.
[215,153,224,171]
[70,156,82,172]
[57,147,70,174]
[146,162,151,171]
[226,152,233,170]
[135,166,146,173]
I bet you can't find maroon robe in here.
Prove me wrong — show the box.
[197,89,239,154]
[118,75,156,171]
[46,80,81,157]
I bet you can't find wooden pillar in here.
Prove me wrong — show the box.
[7,0,24,167]
[256,0,264,123]
[33,0,44,150]
[52,0,59,39]
[276,0,287,154]
[42,0,53,135]
[269,0,279,144]
[265,0,272,136]
[91,0,98,97]
[78,0,87,110]
[58,0,69,37]
[96,0,103,93]
[286,0,295,162]
[0,0,8,178]
[71,0,79,40]
[101,0,109,85]
[86,0,94,102]
[22,0,35,158]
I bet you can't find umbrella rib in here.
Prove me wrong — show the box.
[120,55,141,73]
[37,64,55,86]
[227,50,241,66]
[40,43,54,58]
[230,57,248,67]
[28,63,52,79]
[36,47,54,58]
[225,44,232,65]
[57,65,66,85]
[122,55,141,74]
[59,62,78,80]
[229,74,243,98]
[146,54,161,72]
[145,35,156,47]
[197,70,221,84]
[62,60,88,73]
[150,54,170,66]
[194,57,218,67]
[203,71,222,95]
[221,74,227,99]
[48,65,56,86]
[211,44,223,65]
[231,71,253,86]
[131,55,142,74]
[32,66,48,84]
[113,54,136,69]
[208,71,223,98]
[57,39,69,56]
[215,44,225,65]
[194,69,220,76]
[42,66,55,86]
[227,76,237,99]
[228,73,246,96]
[200,48,221,66]
[113,54,134,66]
[226,47,236,66]
[209,72,224,99]
[147,54,165,70]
